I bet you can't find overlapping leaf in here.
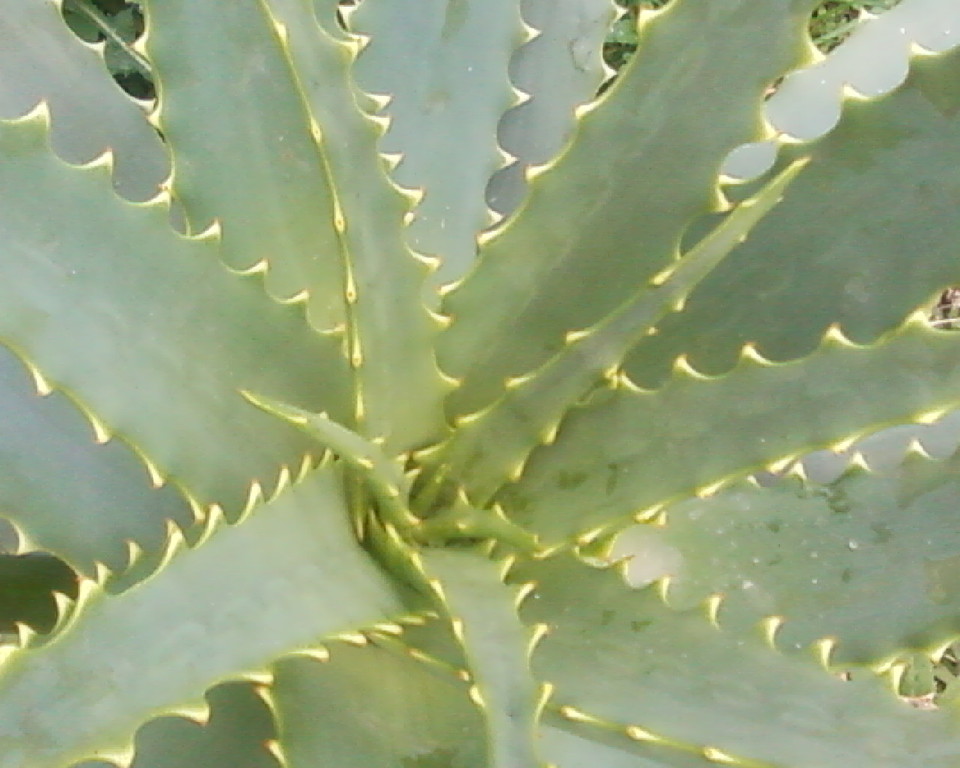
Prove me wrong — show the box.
[143,0,447,450]
[515,553,960,768]
[0,344,194,576]
[347,0,527,284]
[625,43,960,387]
[486,0,617,218]
[615,443,960,666]
[439,0,820,418]
[0,465,403,768]
[141,0,348,330]
[265,0,449,450]
[0,108,351,520]
[501,319,960,542]
[0,0,167,202]
[271,641,486,768]
[416,160,802,511]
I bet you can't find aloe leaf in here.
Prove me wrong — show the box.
[502,318,960,543]
[616,445,960,667]
[417,161,803,510]
[516,553,960,768]
[0,345,193,576]
[0,109,351,518]
[486,0,618,217]
[264,0,449,450]
[626,41,960,387]
[0,465,403,768]
[0,0,167,201]
[422,549,547,768]
[75,681,281,768]
[242,393,416,530]
[539,721,718,768]
[346,0,527,284]
[439,0,819,418]
[768,0,959,143]
[140,0,350,331]
[270,641,486,768]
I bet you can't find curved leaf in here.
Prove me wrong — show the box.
[0,0,168,201]
[423,549,547,768]
[0,108,352,518]
[439,0,819,418]
[265,0,449,450]
[271,641,486,768]
[141,0,349,331]
[348,0,527,284]
[516,554,960,768]
[0,345,193,576]
[0,465,403,768]
[626,42,960,387]
[614,444,960,666]
[501,319,960,543]
[486,0,617,218]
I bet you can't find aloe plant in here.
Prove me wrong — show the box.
[6,0,960,765]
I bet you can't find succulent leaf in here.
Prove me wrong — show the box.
[0,0,168,202]
[486,0,618,217]
[74,681,282,768]
[0,465,403,768]
[418,159,804,510]
[439,0,820,419]
[0,107,351,519]
[271,640,486,768]
[0,346,193,576]
[616,441,960,666]
[242,392,416,530]
[5,0,960,764]
[251,0,450,450]
[627,41,960,387]
[140,0,353,332]
[422,549,547,768]
[503,318,960,542]
[516,553,960,768]
[347,0,528,284]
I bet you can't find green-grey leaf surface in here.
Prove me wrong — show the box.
[347,0,526,284]
[0,466,403,768]
[485,0,617,217]
[625,43,960,388]
[0,110,351,517]
[516,554,960,768]
[141,0,349,331]
[243,393,414,530]
[418,161,801,510]
[271,641,486,768]
[75,681,281,768]
[0,345,193,576]
[422,549,545,768]
[539,720,719,768]
[439,0,819,418]
[265,0,448,450]
[0,0,168,201]
[501,319,960,542]
[618,447,960,666]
